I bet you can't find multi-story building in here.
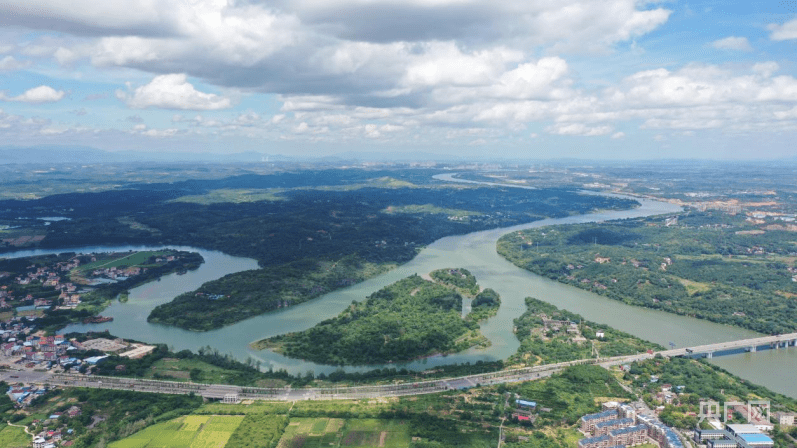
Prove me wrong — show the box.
[609,425,648,446]
[578,434,612,448]
[595,418,635,435]
[581,410,619,433]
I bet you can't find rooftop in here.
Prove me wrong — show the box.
[597,418,634,429]
[582,410,618,421]
[739,434,774,445]
[727,424,761,435]
[610,425,647,436]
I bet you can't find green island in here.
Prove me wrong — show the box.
[148,255,394,331]
[253,270,500,365]
[497,211,797,334]
[429,267,480,296]
[508,297,662,366]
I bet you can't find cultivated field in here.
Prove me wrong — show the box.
[278,418,410,448]
[108,415,244,448]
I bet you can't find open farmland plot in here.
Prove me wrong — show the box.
[278,418,410,448]
[182,415,210,432]
[0,424,31,448]
[341,419,411,448]
[202,415,245,432]
[278,418,344,448]
[108,415,244,448]
[74,250,170,273]
[226,414,287,448]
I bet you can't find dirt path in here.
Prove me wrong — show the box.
[378,431,387,447]
[5,420,32,443]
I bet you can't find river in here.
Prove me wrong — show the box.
[4,178,796,398]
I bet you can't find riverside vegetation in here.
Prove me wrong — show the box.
[508,297,661,366]
[254,270,500,365]
[498,211,797,334]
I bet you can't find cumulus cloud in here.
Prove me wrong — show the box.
[606,63,797,107]
[768,19,797,41]
[0,55,32,71]
[546,123,613,136]
[287,0,670,50]
[711,36,752,52]
[119,74,232,110]
[1,1,670,102]
[0,85,65,103]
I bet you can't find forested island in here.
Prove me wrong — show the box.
[508,297,661,366]
[253,270,500,365]
[497,211,797,334]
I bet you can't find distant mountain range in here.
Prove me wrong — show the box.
[0,146,298,164]
[0,145,484,165]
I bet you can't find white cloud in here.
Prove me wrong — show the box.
[0,55,31,71]
[494,57,571,99]
[607,63,797,107]
[546,123,612,136]
[141,128,179,138]
[711,36,752,52]
[119,74,232,110]
[774,106,797,120]
[0,85,65,103]
[611,131,625,139]
[768,19,797,41]
[403,43,521,88]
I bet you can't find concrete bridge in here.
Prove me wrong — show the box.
[2,332,794,401]
[655,332,797,359]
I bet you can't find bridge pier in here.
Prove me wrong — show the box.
[705,352,713,359]
[749,345,756,353]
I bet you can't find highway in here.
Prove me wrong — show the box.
[3,332,794,401]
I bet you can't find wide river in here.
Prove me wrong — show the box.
[3,178,796,398]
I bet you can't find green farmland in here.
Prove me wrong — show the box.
[278,418,410,448]
[73,250,174,274]
[111,415,411,448]
[108,415,244,448]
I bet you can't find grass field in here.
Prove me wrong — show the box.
[0,424,30,448]
[74,250,172,274]
[194,401,292,415]
[108,415,244,448]
[172,189,286,205]
[148,358,230,382]
[278,418,410,448]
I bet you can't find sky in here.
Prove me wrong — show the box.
[1,0,797,160]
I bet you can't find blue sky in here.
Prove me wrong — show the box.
[1,0,796,159]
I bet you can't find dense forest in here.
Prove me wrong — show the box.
[255,273,498,365]
[498,211,797,334]
[0,169,637,330]
[148,255,391,330]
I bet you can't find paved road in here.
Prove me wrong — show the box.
[3,333,791,401]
